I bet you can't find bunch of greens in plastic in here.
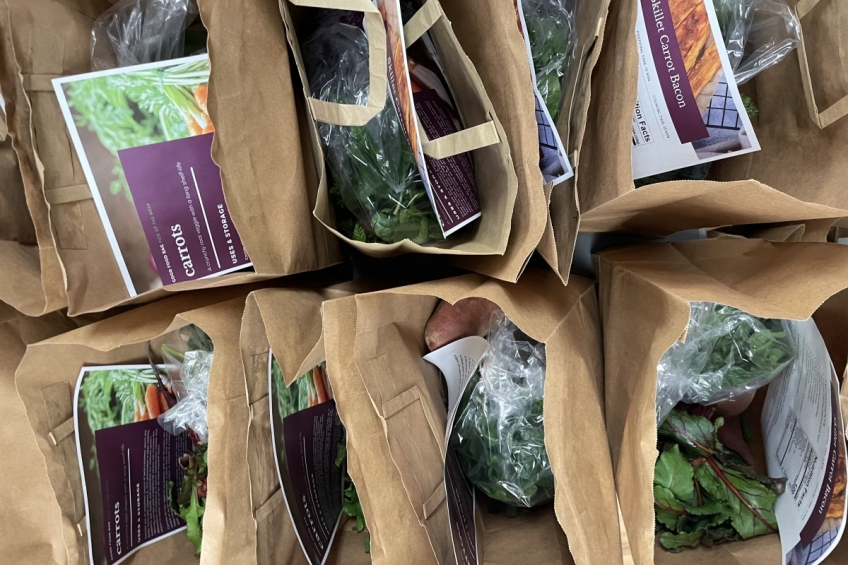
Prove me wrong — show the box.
[522,0,575,122]
[451,312,553,508]
[302,17,441,245]
[655,409,783,552]
[656,302,795,424]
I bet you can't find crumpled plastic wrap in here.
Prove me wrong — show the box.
[91,0,198,71]
[521,0,576,122]
[157,326,213,443]
[301,16,441,245]
[451,311,553,508]
[713,0,800,85]
[656,302,796,425]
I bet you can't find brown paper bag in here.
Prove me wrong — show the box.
[325,270,621,565]
[0,0,342,316]
[280,0,519,265]
[0,308,78,565]
[239,287,372,565]
[597,239,848,565]
[14,286,263,565]
[0,16,69,316]
[567,0,848,278]
[710,0,848,204]
[440,0,614,284]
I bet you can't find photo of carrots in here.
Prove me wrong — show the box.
[272,359,333,421]
[79,366,176,469]
[62,57,214,201]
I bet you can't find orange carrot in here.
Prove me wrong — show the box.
[194,84,209,114]
[313,366,329,404]
[187,115,203,136]
[145,384,163,419]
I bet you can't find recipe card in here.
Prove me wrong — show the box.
[631,0,760,179]
[54,55,251,297]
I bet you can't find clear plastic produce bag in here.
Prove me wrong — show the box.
[301,16,441,245]
[713,0,800,85]
[91,0,199,71]
[521,0,576,122]
[451,311,553,508]
[157,325,214,443]
[655,302,796,425]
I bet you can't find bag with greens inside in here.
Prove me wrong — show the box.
[156,325,214,555]
[301,15,440,246]
[451,311,553,508]
[655,302,795,425]
[521,0,576,122]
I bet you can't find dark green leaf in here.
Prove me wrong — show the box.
[659,530,705,552]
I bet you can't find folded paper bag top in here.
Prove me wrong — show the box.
[597,239,848,565]
[572,0,848,245]
[14,286,261,565]
[1,0,341,315]
[324,270,621,565]
[239,286,373,565]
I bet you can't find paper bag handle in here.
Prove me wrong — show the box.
[403,0,501,159]
[795,0,848,128]
[287,0,388,127]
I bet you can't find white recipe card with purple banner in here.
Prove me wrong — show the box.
[53,55,251,297]
[631,0,760,179]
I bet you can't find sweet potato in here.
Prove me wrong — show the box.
[425,298,502,351]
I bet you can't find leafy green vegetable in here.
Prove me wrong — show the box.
[168,443,208,556]
[741,95,758,119]
[302,19,442,246]
[692,305,793,398]
[654,409,780,552]
[451,314,552,508]
[523,0,574,122]
[657,303,795,423]
[321,104,441,245]
[335,442,370,553]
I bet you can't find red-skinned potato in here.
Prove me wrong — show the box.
[425,297,502,351]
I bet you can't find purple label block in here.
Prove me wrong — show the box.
[446,448,478,565]
[282,400,345,564]
[413,89,481,234]
[94,419,192,565]
[118,134,250,285]
[641,0,710,144]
